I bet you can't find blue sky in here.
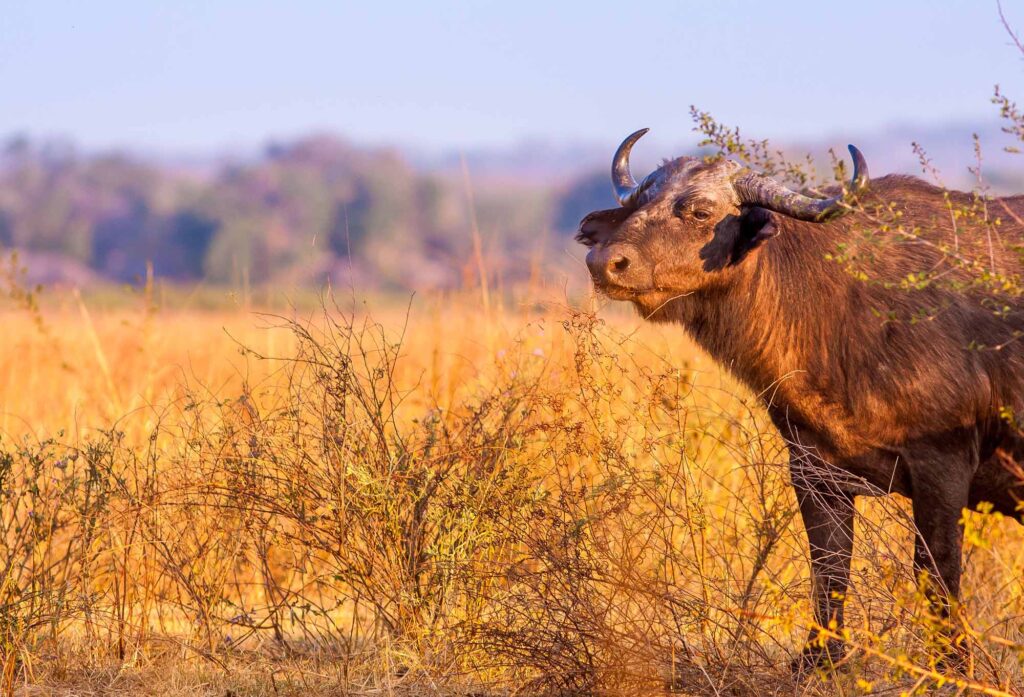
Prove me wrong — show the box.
[0,1,1021,152]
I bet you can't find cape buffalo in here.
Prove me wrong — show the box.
[577,129,1024,671]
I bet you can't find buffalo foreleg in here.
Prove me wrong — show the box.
[791,470,855,672]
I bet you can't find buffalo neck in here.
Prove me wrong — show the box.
[669,221,855,401]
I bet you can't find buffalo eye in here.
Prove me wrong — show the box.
[674,197,713,221]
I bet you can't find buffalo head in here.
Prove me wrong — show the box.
[577,129,868,309]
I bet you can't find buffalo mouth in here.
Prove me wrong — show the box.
[590,280,657,300]
[591,282,690,314]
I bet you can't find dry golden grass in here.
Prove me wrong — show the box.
[0,287,1023,696]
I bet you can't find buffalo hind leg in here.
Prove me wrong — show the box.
[910,473,971,671]
[791,476,856,674]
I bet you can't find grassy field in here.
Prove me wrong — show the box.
[1,286,1023,696]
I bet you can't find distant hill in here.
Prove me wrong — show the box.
[420,120,1022,190]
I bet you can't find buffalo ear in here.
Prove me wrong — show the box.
[700,207,779,271]
[731,206,779,264]
[576,207,631,247]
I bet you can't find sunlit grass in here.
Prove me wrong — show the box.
[0,288,1021,695]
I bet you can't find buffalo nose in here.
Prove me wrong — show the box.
[586,244,640,284]
[607,253,631,276]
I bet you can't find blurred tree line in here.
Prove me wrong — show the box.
[0,134,613,290]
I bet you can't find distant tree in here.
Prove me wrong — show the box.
[203,217,271,285]
[155,210,219,279]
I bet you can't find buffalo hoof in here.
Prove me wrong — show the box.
[790,639,847,677]
[934,639,970,676]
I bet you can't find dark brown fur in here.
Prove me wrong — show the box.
[580,168,1024,670]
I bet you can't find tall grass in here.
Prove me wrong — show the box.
[0,290,1022,695]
